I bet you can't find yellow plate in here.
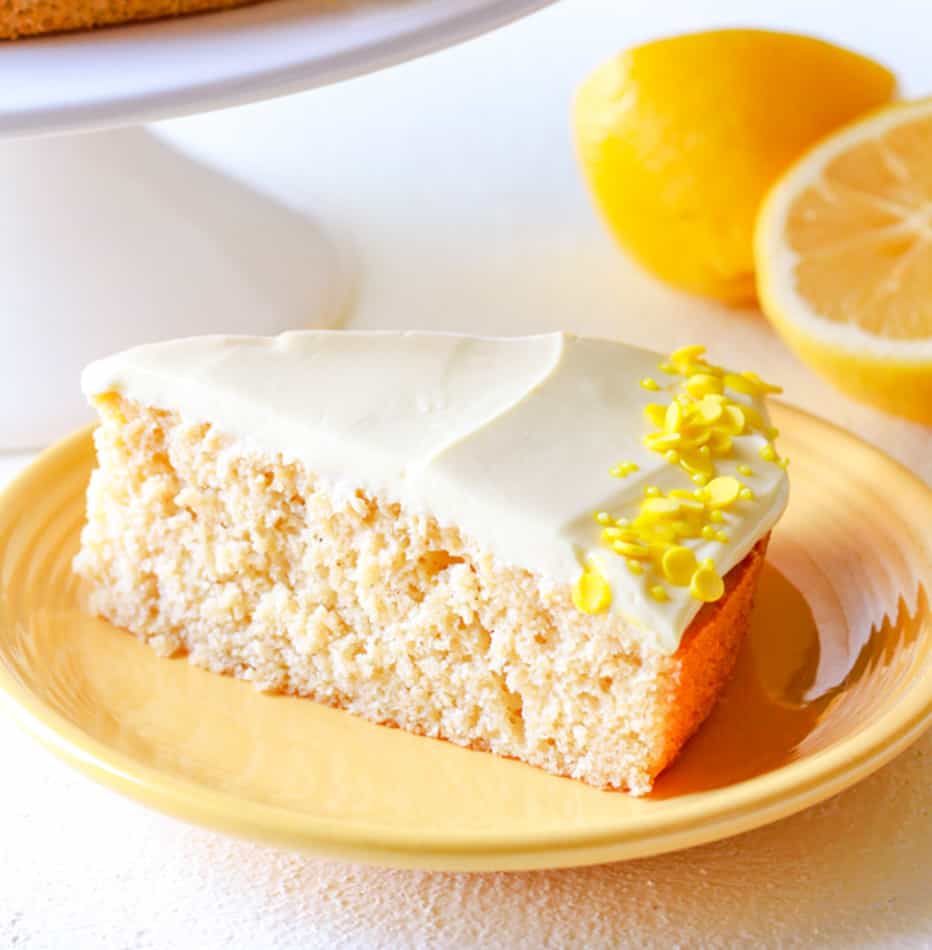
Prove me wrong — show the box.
[1,406,930,871]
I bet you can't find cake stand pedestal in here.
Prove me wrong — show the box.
[0,0,552,447]
[0,128,349,446]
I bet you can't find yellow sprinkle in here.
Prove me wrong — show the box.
[742,371,783,395]
[697,361,724,377]
[662,546,698,586]
[640,377,661,391]
[674,496,705,512]
[670,344,706,367]
[601,527,624,542]
[595,511,612,525]
[572,569,612,614]
[680,428,711,450]
[645,431,682,451]
[681,455,713,478]
[742,405,765,431]
[739,488,754,501]
[615,517,630,527]
[686,374,724,399]
[650,524,677,543]
[649,584,669,603]
[715,531,729,543]
[642,498,682,516]
[645,485,661,497]
[664,449,680,464]
[721,403,748,435]
[701,525,718,541]
[709,432,733,456]
[678,364,704,378]
[644,403,668,427]
[778,457,790,469]
[692,473,709,486]
[737,464,754,477]
[690,560,725,602]
[709,510,725,524]
[697,398,724,425]
[759,443,777,462]
[626,559,643,575]
[659,362,679,375]
[664,401,684,433]
[705,475,741,509]
[765,426,780,440]
[698,445,712,458]
[610,461,639,478]
[724,372,757,396]
[614,540,650,558]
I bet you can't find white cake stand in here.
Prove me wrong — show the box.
[0,0,552,446]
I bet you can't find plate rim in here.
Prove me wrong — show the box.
[0,0,555,138]
[1,408,930,871]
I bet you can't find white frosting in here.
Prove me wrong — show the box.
[82,331,788,652]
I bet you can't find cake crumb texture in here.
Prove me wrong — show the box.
[75,397,766,794]
[1,0,258,39]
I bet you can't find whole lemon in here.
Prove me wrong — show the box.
[573,30,896,304]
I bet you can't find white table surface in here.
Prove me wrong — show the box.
[4,0,932,946]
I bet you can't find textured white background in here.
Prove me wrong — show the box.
[4,0,932,946]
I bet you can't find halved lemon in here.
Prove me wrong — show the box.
[755,99,932,424]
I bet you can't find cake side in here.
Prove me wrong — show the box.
[75,396,766,794]
[644,537,766,780]
[1,0,259,40]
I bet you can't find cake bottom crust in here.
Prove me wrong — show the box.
[75,398,769,795]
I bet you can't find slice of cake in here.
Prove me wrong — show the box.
[75,331,788,794]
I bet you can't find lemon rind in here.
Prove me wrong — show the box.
[755,97,932,364]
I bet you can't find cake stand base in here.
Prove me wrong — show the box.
[1,128,351,449]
